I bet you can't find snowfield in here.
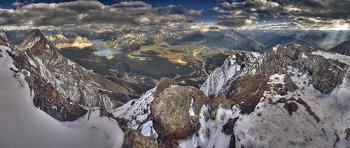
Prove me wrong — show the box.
[0,45,124,148]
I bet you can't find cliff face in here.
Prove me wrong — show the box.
[11,29,139,121]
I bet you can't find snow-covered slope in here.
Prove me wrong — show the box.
[113,88,156,131]
[0,45,124,148]
[200,52,261,97]
[181,43,350,148]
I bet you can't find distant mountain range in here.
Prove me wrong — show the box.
[238,29,350,50]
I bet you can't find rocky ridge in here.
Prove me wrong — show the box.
[7,29,139,121]
[330,40,350,56]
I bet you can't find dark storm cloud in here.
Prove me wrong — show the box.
[0,1,202,29]
[214,0,350,28]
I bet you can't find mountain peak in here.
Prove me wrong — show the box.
[18,29,57,57]
[19,29,48,50]
[29,29,45,38]
[330,40,350,56]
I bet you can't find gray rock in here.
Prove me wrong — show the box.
[122,130,158,148]
[151,85,208,145]
[12,29,139,121]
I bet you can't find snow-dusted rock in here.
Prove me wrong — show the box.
[200,52,261,97]
[184,43,350,148]
[9,29,138,121]
[0,45,124,148]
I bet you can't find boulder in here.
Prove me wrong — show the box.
[151,85,208,144]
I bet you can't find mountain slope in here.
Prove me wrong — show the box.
[0,38,124,148]
[12,29,139,121]
[330,40,350,56]
[186,43,350,147]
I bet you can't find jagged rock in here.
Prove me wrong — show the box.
[151,85,209,145]
[283,101,298,115]
[345,128,350,141]
[200,52,261,98]
[222,117,239,135]
[266,43,349,94]
[330,40,350,56]
[298,53,348,94]
[122,130,158,148]
[12,29,139,121]
[204,43,349,115]
[113,78,175,134]
[154,78,176,96]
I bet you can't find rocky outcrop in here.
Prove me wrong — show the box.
[200,52,262,98]
[122,130,158,148]
[12,29,139,121]
[330,40,350,56]
[202,43,349,114]
[263,44,348,94]
[151,85,209,146]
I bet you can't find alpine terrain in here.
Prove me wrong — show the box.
[0,0,350,148]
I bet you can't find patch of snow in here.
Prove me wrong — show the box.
[229,55,236,65]
[0,45,124,148]
[23,36,41,50]
[179,105,241,148]
[27,56,37,68]
[189,98,195,117]
[113,88,156,130]
[251,52,261,58]
[302,53,308,58]
[267,74,285,85]
[139,121,158,138]
[312,50,350,65]
[272,44,280,52]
